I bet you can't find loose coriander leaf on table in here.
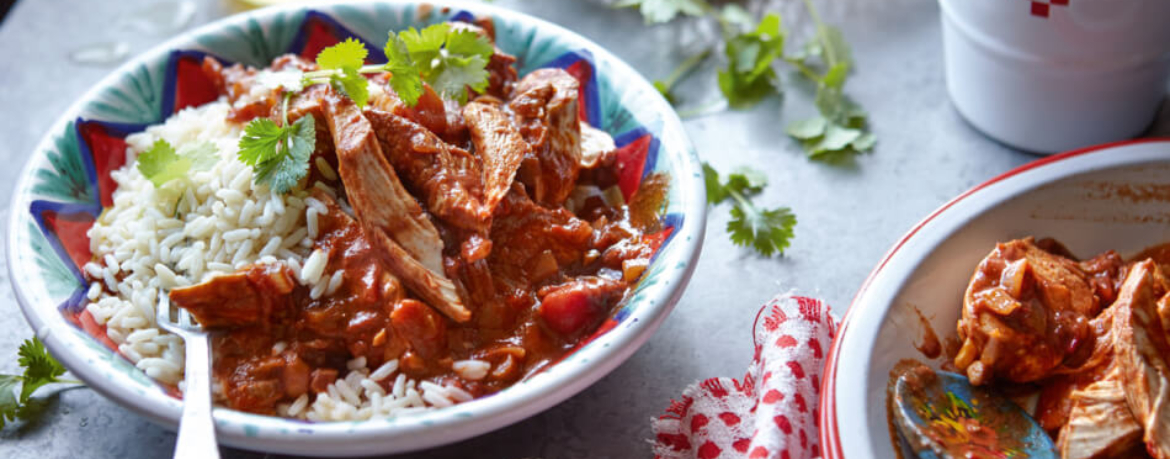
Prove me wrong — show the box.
[728,203,796,257]
[703,163,727,204]
[17,337,67,402]
[617,0,712,24]
[0,375,20,428]
[718,13,786,108]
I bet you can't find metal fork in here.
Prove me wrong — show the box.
[157,303,221,459]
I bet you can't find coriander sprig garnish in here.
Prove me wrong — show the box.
[621,0,876,160]
[237,92,316,194]
[238,22,495,194]
[704,163,796,257]
[0,337,82,429]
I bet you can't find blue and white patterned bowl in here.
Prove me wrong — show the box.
[6,1,704,455]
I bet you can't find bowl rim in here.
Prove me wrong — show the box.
[817,136,1170,459]
[5,0,706,455]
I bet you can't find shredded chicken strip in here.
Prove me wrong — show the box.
[323,94,470,323]
[1111,260,1170,457]
[509,68,582,206]
[364,109,489,233]
[463,99,528,213]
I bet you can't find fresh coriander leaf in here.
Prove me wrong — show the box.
[727,166,767,195]
[703,163,727,204]
[429,53,490,103]
[316,37,368,71]
[383,31,424,106]
[257,69,306,93]
[445,28,495,61]
[137,139,216,188]
[17,337,66,402]
[180,141,219,172]
[252,114,316,194]
[728,203,796,257]
[816,24,851,71]
[331,67,370,108]
[136,140,188,187]
[718,13,786,108]
[427,29,493,102]
[813,123,862,153]
[400,23,448,66]
[383,24,493,105]
[822,62,848,89]
[617,0,711,24]
[0,375,19,429]
[238,118,286,166]
[851,132,877,151]
[718,4,754,31]
[786,116,828,140]
[315,38,372,108]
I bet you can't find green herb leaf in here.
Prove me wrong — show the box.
[400,23,448,66]
[315,37,368,71]
[137,140,218,187]
[728,203,796,257]
[703,163,726,204]
[238,118,286,166]
[428,28,493,103]
[249,114,316,194]
[383,31,425,106]
[383,23,494,105]
[1,337,78,430]
[726,166,767,196]
[617,0,712,24]
[136,140,186,187]
[330,67,370,108]
[718,4,755,31]
[786,116,827,140]
[315,38,371,108]
[17,338,66,402]
[718,13,786,109]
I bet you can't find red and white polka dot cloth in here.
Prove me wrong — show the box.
[652,294,837,459]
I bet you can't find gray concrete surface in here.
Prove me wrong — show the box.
[0,0,1166,458]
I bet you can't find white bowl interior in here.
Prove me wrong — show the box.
[830,141,1170,458]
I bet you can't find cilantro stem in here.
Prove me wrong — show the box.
[303,64,384,80]
[802,0,838,68]
[659,49,712,95]
[727,188,753,212]
[676,98,727,119]
[280,91,292,127]
[783,56,822,83]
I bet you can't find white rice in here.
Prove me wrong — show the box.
[82,98,485,420]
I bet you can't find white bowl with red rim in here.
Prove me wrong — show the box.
[819,138,1170,458]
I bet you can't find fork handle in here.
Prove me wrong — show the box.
[174,335,220,459]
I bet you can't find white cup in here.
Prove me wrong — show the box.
[938,0,1170,154]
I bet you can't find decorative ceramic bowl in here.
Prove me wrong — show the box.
[819,139,1170,458]
[6,1,704,455]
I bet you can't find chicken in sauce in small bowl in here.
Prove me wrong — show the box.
[819,140,1170,459]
